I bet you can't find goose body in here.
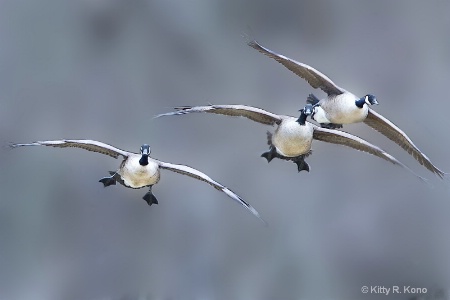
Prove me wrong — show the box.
[272,117,313,157]
[247,39,446,178]
[118,156,160,188]
[314,93,370,124]
[9,140,265,224]
[156,105,424,180]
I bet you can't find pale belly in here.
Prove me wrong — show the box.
[272,119,314,157]
[318,93,368,124]
[118,157,160,188]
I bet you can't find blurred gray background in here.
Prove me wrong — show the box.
[1,0,449,299]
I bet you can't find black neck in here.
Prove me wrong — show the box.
[139,155,149,166]
[355,97,365,108]
[297,111,308,125]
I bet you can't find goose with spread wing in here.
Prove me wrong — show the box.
[9,140,265,223]
[247,39,446,178]
[156,104,425,181]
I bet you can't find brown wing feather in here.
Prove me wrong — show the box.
[247,40,344,96]
[312,127,427,181]
[364,109,445,178]
[155,105,282,126]
[9,139,130,159]
[156,160,266,224]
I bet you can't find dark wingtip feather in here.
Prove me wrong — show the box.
[153,106,195,119]
[173,106,194,110]
[241,29,262,50]
[438,170,449,180]
[6,142,28,149]
[5,142,16,149]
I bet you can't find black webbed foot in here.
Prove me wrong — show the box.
[293,156,310,173]
[143,187,158,206]
[321,123,343,129]
[99,176,116,187]
[261,147,277,163]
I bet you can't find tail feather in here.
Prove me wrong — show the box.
[307,93,320,105]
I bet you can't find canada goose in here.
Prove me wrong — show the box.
[247,39,446,179]
[156,105,425,181]
[9,140,265,223]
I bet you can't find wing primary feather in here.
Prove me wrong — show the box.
[9,139,129,159]
[312,127,429,183]
[364,109,446,179]
[155,105,281,126]
[157,160,267,225]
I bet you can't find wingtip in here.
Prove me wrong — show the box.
[2,142,16,151]
[6,142,26,149]
[154,106,195,119]
[241,24,256,44]
[153,111,182,118]
[241,32,259,48]
[260,217,269,227]
[247,38,259,49]
[250,207,268,227]
[439,171,450,181]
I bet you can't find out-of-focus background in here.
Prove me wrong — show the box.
[1,0,449,299]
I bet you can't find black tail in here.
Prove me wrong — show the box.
[306,93,320,105]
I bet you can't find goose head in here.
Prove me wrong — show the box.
[365,94,378,105]
[297,104,313,125]
[356,94,378,108]
[139,144,151,166]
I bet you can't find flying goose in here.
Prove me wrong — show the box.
[156,105,425,181]
[9,140,265,223]
[247,39,446,178]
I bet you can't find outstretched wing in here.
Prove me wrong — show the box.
[312,127,427,181]
[156,160,266,225]
[364,108,446,178]
[155,104,282,126]
[9,139,130,159]
[247,39,344,96]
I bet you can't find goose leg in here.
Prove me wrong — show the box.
[261,131,277,163]
[143,186,158,206]
[99,171,117,187]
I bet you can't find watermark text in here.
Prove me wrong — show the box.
[361,285,427,295]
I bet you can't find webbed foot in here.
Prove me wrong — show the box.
[261,147,277,163]
[143,187,158,206]
[99,176,116,187]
